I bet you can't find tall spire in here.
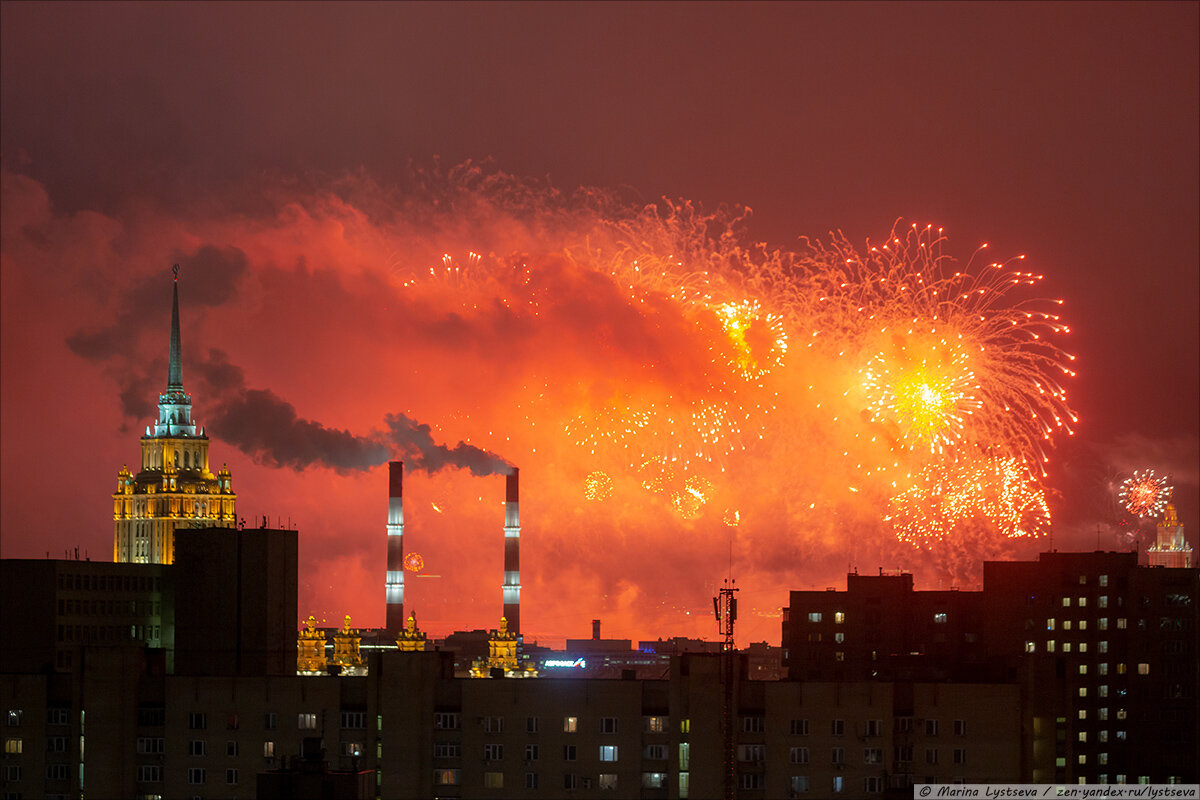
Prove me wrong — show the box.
[168,264,183,391]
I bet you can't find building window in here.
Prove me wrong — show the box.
[1063,620,1072,631]
[46,735,67,752]
[790,746,810,764]
[226,740,238,757]
[934,612,948,624]
[835,632,845,643]
[600,717,618,734]
[483,771,504,788]
[188,713,206,730]
[46,764,69,781]
[136,765,161,783]
[525,772,539,788]
[737,744,764,762]
[954,719,966,737]
[740,773,764,790]
[599,745,619,762]
[1138,663,1150,675]
[791,718,809,735]
[599,773,618,789]
[484,743,503,761]
[832,719,845,736]
[925,719,939,736]
[5,710,21,726]
[435,712,460,730]
[340,741,363,757]
[187,767,206,785]
[643,772,667,788]
[1099,596,1108,608]
[341,711,365,729]
[645,744,668,760]
[263,741,275,758]
[680,718,690,734]
[791,776,810,793]
[1026,641,1036,653]
[563,716,578,733]
[564,773,579,789]
[434,742,461,758]
[435,769,461,785]
[833,775,844,793]
[47,708,69,726]
[954,748,966,764]
[866,719,882,737]
[808,612,822,622]
[563,745,577,761]
[644,715,666,733]
[679,742,690,770]
[526,716,538,733]
[741,716,764,733]
[189,739,206,757]
[1063,598,1071,607]
[834,611,845,623]
[865,776,884,792]
[895,744,914,761]
[264,712,277,730]
[926,748,939,765]
[832,746,845,764]
[226,768,239,785]
[864,747,882,764]
[1117,618,1127,629]
[1100,617,1108,630]
[1079,597,1087,607]
[137,737,165,755]
[895,717,913,733]
[298,713,317,730]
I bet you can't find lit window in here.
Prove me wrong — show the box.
[435,769,461,785]
[1078,732,1087,743]
[1079,643,1087,653]
[5,710,22,726]
[1047,640,1056,652]
[835,651,845,661]
[1063,598,1071,607]
[3,738,21,754]
[1047,618,1056,631]
[1079,665,1088,675]
[679,742,690,770]
[1079,688,1088,698]
[1099,618,1108,630]
[483,771,503,789]
[1063,642,1072,653]
[599,745,618,762]
[642,772,667,788]
[563,716,578,733]
[680,718,690,734]
[1099,596,1108,608]
[834,612,845,624]
[1117,618,1127,629]
[1118,663,1127,675]
[833,776,844,793]
[644,716,666,733]
[1079,597,1087,607]
[1064,620,1072,631]
[934,612,948,624]
[1079,754,1087,765]
[1079,620,1087,631]
[1099,663,1109,675]
[1079,710,1087,720]
[298,713,317,730]
[808,612,823,623]
[263,741,275,758]
[835,632,845,643]
[598,773,617,789]
[1025,641,1036,653]
[1099,685,1108,698]
[1099,641,1108,653]
[1137,663,1149,675]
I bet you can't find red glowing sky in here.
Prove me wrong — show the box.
[2,3,1196,647]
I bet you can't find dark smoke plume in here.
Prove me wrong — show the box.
[384,413,512,476]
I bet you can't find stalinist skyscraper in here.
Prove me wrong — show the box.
[113,267,237,563]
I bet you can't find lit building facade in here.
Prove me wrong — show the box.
[1148,504,1193,568]
[113,270,237,564]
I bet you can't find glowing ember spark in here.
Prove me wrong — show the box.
[1119,470,1171,518]
[403,553,425,572]
[583,470,614,501]
[722,509,741,528]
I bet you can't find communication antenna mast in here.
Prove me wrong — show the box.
[714,577,738,800]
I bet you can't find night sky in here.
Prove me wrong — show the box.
[2,2,1196,647]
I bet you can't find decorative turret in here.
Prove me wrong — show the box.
[396,613,427,652]
[112,266,237,564]
[297,615,327,674]
[469,616,537,678]
[330,615,365,675]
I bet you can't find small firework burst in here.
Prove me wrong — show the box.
[403,553,425,572]
[583,470,614,501]
[1119,470,1171,518]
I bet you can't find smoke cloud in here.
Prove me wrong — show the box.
[384,413,512,476]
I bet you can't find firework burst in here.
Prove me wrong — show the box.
[1119,470,1171,518]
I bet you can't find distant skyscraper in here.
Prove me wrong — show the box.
[112,268,237,563]
[1148,503,1193,568]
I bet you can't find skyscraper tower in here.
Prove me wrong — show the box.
[1148,503,1193,568]
[112,266,237,563]
[385,460,406,634]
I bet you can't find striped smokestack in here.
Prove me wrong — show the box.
[502,468,521,636]
[385,461,405,635]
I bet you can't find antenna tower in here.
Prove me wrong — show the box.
[714,578,738,800]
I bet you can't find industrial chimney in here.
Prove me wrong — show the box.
[385,461,405,635]
[503,468,521,636]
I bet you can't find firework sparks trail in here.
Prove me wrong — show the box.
[1119,470,1172,518]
